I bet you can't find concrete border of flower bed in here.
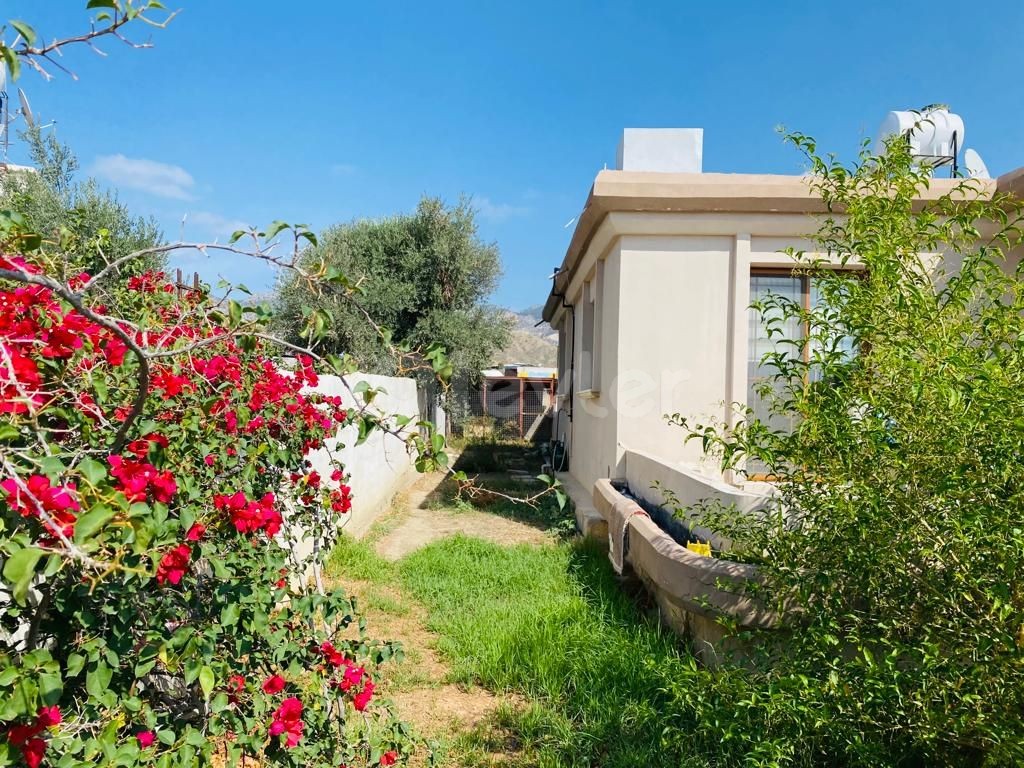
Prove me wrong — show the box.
[593,478,777,664]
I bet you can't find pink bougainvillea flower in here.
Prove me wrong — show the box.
[136,731,156,748]
[268,697,304,748]
[262,674,286,694]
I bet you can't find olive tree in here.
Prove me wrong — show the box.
[273,197,511,381]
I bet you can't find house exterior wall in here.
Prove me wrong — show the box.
[553,211,828,495]
[564,243,623,487]
[615,234,733,473]
[546,168,1024,503]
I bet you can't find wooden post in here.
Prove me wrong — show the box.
[481,379,488,416]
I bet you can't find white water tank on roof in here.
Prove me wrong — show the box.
[616,128,703,173]
[875,108,964,160]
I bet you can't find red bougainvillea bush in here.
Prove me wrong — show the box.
[0,229,415,766]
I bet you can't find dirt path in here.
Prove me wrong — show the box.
[374,473,551,561]
[330,471,549,765]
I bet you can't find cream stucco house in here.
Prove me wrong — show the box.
[543,128,1024,523]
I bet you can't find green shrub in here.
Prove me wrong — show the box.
[674,127,1024,765]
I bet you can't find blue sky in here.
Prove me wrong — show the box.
[6,1,1023,309]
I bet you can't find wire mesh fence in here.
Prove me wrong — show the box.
[451,376,556,440]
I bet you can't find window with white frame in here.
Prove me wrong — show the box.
[747,269,856,472]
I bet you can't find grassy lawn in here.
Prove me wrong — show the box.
[328,528,712,767]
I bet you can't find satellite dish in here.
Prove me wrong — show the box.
[963,148,991,179]
[17,88,34,129]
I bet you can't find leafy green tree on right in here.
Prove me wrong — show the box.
[672,129,1024,766]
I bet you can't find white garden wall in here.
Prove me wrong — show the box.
[304,372,421,539]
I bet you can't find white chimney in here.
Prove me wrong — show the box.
[615,128,703,173]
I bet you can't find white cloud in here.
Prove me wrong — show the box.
[92,154,195,200]
[183,210,250,238]
[475,196,530,223]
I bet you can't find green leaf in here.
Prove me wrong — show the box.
[198,666,215,699]
[2,547,42,605]
[263,220,289,239]
[65,654,86,678]
[38,672,62,705]
[9,20,36,45]
[74,505,115,543]
[0,424,18,442]
[78,457,108,486]
[86,0,119,9]
[85,663,112,699]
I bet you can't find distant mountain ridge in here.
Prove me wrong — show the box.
[490,305,557,367]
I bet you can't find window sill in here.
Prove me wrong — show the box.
[578,389,601,400]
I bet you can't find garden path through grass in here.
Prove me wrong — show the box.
[325,470,553,765]
[374,472,550,561]
[325,461,709,767]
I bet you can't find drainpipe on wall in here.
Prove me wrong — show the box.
[548,270,575,469]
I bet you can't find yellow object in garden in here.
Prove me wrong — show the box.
[687,541,711,557]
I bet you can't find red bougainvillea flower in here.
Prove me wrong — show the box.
[20,738,46,768]
[268,697,304,748]
[352,680,375,712]
[108,455,177,504]
[319,641,347,668]
[102,336,128,366]
[330,486,352,514]
[338,663,365,693]
[214,491,282,537]
[6,706,61,768]
[0,475,80,540]
[380,749,398,766]
[185,523,206,542]
[149,366,193,398]
[136,731,156,748]
[36,707,61,729]
[125,433,169,460]
[262,674,286,694]
[225,675,245,704]
[0,345,45,414]
[155,543,192,586]
[0,475,79,518]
